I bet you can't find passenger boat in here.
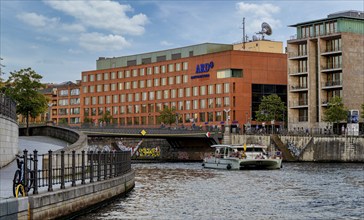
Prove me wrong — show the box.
[202,144,282,170]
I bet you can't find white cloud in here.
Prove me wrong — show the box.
[17,12,59,28]
[79,32,130,52]
[44,0,148,36]
[236,2,281,35]
[160,40,174,46]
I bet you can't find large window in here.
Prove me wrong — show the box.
[217,69,243,78]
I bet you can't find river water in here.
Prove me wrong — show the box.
[79,162,364,220]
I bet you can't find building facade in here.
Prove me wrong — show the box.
[81,43,287,128]
[41,81,81,125]
[287,10,364,131]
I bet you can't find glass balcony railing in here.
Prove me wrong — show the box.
[289,99,308,108]
[321,64,342,71]
[289,68,308,75]
[322,80,342,88]
[290,85,308,91]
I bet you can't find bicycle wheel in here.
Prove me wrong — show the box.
[12,170,21,197]
[27,171,35,192]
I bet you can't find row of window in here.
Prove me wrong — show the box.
[59,89,80,96]
[84,97,231,114]
[83,74,190,92]
[58,98,80,106]
[83,62,189,82]
[84,111,229,125]
[299,21,338,38]
[57,107,80,115]
[84,85,230,105]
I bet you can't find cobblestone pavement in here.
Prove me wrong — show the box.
[0,136,68,199]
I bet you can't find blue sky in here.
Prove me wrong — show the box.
[1,0,363,83]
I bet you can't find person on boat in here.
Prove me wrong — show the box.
[240,151,247,159]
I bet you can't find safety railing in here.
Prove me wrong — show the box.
[0,93,17,120]
[18,149,131,195]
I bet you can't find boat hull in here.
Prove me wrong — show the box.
[203,157,282,170]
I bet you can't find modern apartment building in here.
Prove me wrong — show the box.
[287,10,364,130]
[81,42,287,127]
[42,81,81,125]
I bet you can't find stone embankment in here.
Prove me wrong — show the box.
[0,95,18,168]
[231,134,364,162]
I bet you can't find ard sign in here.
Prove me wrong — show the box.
[191,61,214,79]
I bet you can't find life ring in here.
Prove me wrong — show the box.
[227,164,232,170]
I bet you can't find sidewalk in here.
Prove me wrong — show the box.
[0,136,68,199]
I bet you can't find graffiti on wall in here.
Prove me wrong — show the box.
[135,146,161,158]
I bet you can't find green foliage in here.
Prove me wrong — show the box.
[3,68,48,135]
[361,103,364,119]
[157,107,177,126]
[83,116,93,123]
[323,96,347,124]
[99,110,113,124]
[255,94,286,122]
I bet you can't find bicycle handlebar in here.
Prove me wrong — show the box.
[15,154,34,161]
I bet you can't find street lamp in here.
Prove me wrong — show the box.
[47,103,53,122]
[224,108,231,126]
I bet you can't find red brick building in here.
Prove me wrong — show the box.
[81,43,287,128]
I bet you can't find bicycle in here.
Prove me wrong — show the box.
[12,154,35,197]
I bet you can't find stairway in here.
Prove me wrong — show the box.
[270,134,297,161]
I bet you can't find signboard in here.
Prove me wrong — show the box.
[191,61,214,79]
[347,124,359,136]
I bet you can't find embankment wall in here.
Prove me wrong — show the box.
[231,134,364,162]
[0,171,135,220]
[0,115,18,168]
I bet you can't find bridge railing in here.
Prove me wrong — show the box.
[0,93,17,121]
[19,149,131,196]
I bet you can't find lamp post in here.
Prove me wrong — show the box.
[47,103,53,122]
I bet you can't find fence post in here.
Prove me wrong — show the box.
[60,151,65,189]
[23,150,29,195]
[97,151,101,181]
[110,152,113,178]
[104,152,108,180]
[81,150,85,185]
[89,151,94,183]
[33,150,38,194]
[71,151,76,187]
[48,150,53,192]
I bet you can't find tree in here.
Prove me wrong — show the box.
[323,96,347,134]
[157,107,177,126]
[3,68,48,136]
[99,110,113,124]
[255,94,286,123]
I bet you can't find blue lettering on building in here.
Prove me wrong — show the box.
[196,61,214,73]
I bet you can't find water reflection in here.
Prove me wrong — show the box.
[79,163,364,220]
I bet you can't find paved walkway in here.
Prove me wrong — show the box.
[0,136,68,199]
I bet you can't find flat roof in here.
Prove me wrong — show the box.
[289,10,364,27]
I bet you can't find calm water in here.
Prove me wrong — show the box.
[79,162,364,220]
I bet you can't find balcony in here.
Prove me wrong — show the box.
[289,85,308,92]
[289,99,308,108]
[288,52,308,60]
[321,80,342,89]
[321,64,342,73]
[321,47,342,56]
[289,68,308,76]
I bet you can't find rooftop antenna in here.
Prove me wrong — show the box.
[256,22,272,40]
[240,17,246,49]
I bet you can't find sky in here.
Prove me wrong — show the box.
[0,0,363,83]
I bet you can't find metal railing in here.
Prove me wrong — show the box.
[0,94,17,120]
[20,149,131,195]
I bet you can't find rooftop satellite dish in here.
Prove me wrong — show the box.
[256,22,272,39]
